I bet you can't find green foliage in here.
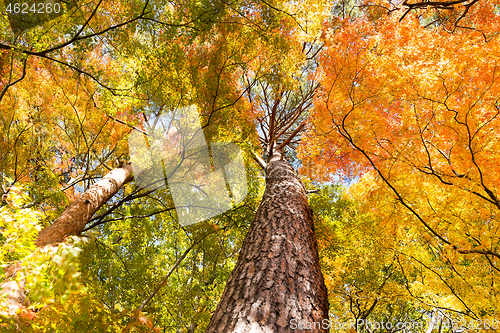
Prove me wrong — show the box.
[0,188,158,332]
[77,160,263,332]
[0,186,41,270]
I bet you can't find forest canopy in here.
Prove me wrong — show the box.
[0,0,499,332]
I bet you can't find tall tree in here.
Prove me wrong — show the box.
[206,79,329,332]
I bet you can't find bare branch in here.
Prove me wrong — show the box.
[250,150,267,170]
[109,115,148,135]
[276,120,306,151]
[0,57,27,103]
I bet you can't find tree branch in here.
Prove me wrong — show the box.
[250,150,267,170]
[275,120,306,151]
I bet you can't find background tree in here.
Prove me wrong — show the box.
[311,184,428,332]
[300,3,500,328]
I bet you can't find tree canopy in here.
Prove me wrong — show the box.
[1,0,499,331]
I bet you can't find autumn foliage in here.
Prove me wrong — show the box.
[2,0,500,331]
[300,2,500,326]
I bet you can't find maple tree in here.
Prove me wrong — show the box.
[299,1,500,329]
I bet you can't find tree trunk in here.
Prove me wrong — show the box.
[1,165,134,318]
[205,152,329,333]
[36,164,133,247]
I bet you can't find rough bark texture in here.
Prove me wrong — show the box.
[36,164,134,247]
[205,153,329,333]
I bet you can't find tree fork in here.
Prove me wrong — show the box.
[205,151,329,333]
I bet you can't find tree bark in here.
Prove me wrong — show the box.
[1,165,134,318]
[36,164,134,247]
[205,152,329,333]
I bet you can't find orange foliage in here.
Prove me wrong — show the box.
[300,8,500,319]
